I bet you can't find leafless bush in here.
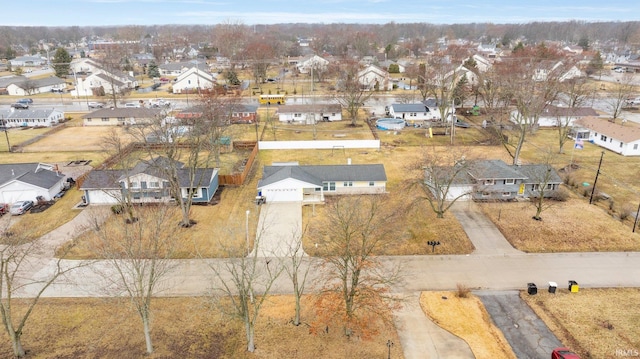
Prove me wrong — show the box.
[617,203,635,221]
[551,188,570,202]
[455,283,471,298]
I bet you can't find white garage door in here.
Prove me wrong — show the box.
[1,190,38,204]
[447,186,472,201]
[263,187,302,203]
[86,190,121,205]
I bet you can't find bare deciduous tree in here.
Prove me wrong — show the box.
[0,222,84,358]
[334,61,373,126]
[606,73,637,122]
[88,205,180,354]
[556,78,594,153]
[311,195,402,338]
[282,226,311,326]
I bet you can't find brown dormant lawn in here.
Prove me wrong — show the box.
[522,288,640,359]
[421,291,516,359]
[21,126,136,152]
[478,195,640,252]
[0,296,404,359]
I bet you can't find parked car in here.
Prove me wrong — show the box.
[149,98,170,108]
[124,102,140,108]
[11,103,29,109]
[613,66,624,73]
[17,98,33,104]
[0,203,9,216]
[88,101,105,109]
[455,119,471,128]
[10,200,34,216]
[551,347,580,359]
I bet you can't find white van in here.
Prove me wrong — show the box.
[124,102,140,108]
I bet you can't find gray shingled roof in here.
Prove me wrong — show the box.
[514,164,563,184]
[82,107,162,119]
[258,164,387,188]
[390,103,430,112]
[467,160,527,180]
[79,170,124,190]
[0,108,62,120]
[542,105,598,117]
[0,163,65,189]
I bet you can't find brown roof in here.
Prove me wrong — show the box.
[574,116,640,142]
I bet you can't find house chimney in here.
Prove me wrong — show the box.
[347,158,351,165]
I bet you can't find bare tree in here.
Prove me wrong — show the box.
[556,78,594,153]
[207,229,284,353]
[606,73,636,122]
[311,195,402,338]
[416,148,473,218]
[521,152,563,220]
[419,56,459,144]
[0,222,84,358]
[88,205,179,354]
[334,61,373,127]
[282,226,311,326]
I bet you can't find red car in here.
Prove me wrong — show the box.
[552,348,580,359]
[0,203,8,216]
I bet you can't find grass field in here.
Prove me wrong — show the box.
[522,288,640,359]
[0,296,404,359]
[21,126,136,152]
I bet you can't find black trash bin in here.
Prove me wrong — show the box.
[527,282,537,295]
[548,282,557,294]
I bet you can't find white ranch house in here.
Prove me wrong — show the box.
[0,108,64,128]
[573,117,640,156]
[276,104,342,124]
[257,163,387,203]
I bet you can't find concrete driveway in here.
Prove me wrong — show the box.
[253,202,304,257]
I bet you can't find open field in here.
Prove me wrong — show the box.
[262,121,376,141]
[0,127,51,152]
[0,296,403,359]
[522,288,640,359]
[478,194,640,252]
[21,126,136,152]
[421,291,516,359]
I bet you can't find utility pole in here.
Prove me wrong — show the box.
[589,151,605,204]
[1,116,9,152]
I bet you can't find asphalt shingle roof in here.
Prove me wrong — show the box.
[0,163,65,189]
[258,164,387,188]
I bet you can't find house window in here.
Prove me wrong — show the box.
[634,144,638,150]
[481,192,490,197]
[149,182,160,188]
[117,117,125,122]
[600,134,607,141]
[294,113,302,117]
[484,179,495,185]
[344,181,353,187]
[130,181,139,188]
[620,142,623,148]
[502,192,511,197]
[410,112,417,117]
[505,179,515,185]
[322,182,336,191]
[187,188,199,197]
[101,117,109,122]
[369,181,375,186]
[87,118,92,122]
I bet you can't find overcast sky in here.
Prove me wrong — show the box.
[7,0,639,27]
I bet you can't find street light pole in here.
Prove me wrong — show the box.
[245,210,250,254]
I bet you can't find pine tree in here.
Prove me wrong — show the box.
[52,47,72,78]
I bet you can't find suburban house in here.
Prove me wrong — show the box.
[277,104,343,124]
[231,104,259,124]
[159,60,209,76]
[257,163,387,203]
[296,55,329,74]
[79,157,219,205]
[82,107,162,126]
[511,105,599,128]
[5,77,67,96]
[72,65,139,97]
[573,116,640,156]
[0,163,67,203]
[426,159,562,201]
[386,103,441,125]
[357,65,393,91]
[172,67,216,94]
[533,60,584,82]
[0,108,65,128]
[9,56,47,68]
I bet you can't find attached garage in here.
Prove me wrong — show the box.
[84,189,122,205]
[0,163,66,204]
[446,185,473,201]
[1,189,39,204]
[259,178,315,203]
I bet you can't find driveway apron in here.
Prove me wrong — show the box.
[394,293,475,359]
[253,202,303,257]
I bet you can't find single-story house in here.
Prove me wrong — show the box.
[82,107,162,126]
[386,103,441,125]
[0,108,64,128]
[573,116,640,156]
[159,60,209,76]
[9,56,47,68]
[6,77,67,96]
[231,104,259,124]
[0,163,67,203]
[79,157,219,205]
[511,105,599,128]
[257,163,387,203]
[277,104,342,124]
[426,159,562,201]
[296,55,329,74]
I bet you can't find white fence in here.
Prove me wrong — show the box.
[258,140,380,150]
